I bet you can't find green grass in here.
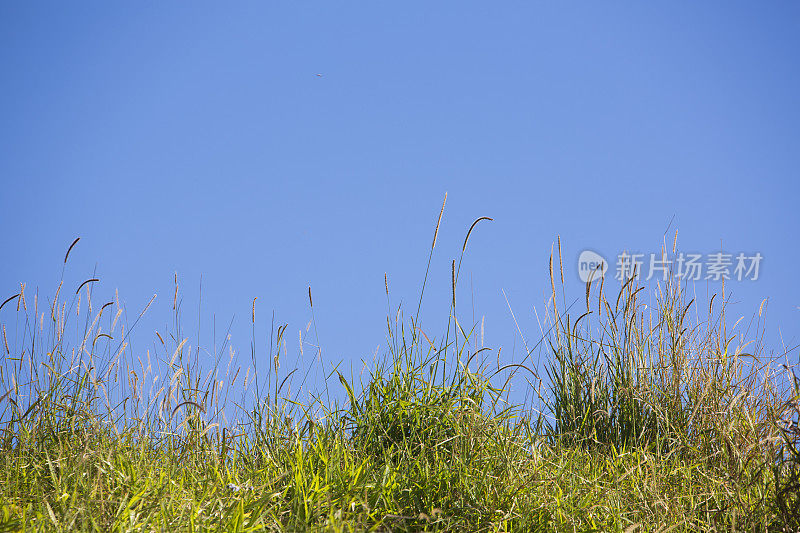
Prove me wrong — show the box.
[2,212,799,531]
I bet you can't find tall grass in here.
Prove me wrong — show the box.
[1,211,798,531]
[774,364,800,528]
[545,240,782,460]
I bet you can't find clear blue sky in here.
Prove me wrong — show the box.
[2,3,798,399]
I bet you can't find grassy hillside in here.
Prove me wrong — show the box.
[2,219,799,531]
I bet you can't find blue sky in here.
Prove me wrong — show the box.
[1,3,798,399]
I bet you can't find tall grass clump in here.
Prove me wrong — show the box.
[542,237,796,528]
[774,364,800,528]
